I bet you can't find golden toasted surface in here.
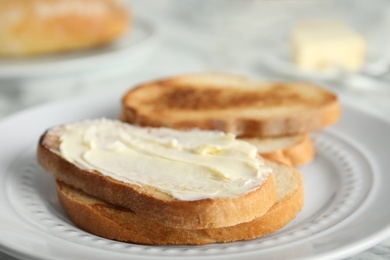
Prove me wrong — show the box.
[0,0,129,56]
[121,73,340,137]
[56,160,303,245]
[143,84,329,110]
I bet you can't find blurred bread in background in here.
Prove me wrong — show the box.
[290,20,365,72]
[0,0,129,57]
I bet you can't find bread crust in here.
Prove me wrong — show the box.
[243,134,315,166]
[121,74,340,137]
[56,161,303,245]
[0,0,129,56]
[37,128,276,229]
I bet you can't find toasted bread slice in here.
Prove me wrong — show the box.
[37,120,276,230]
[120,73,340,137]
[240,134,314,166]
[57,160,303,245]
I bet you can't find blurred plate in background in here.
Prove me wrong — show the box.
[0,17,160,79]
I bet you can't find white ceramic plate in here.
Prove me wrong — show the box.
[262,41,343,81]
[0,17,160,79]
[1,90,390,260]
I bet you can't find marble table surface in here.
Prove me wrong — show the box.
[0,0,390,259]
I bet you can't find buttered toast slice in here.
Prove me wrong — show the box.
[37,119,276,229]
[121,73,340,137]
[241,134,314,166]
[57,160,303,245]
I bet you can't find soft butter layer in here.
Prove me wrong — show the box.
[56,118,271,201]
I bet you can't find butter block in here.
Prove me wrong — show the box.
[290,20,365,72]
